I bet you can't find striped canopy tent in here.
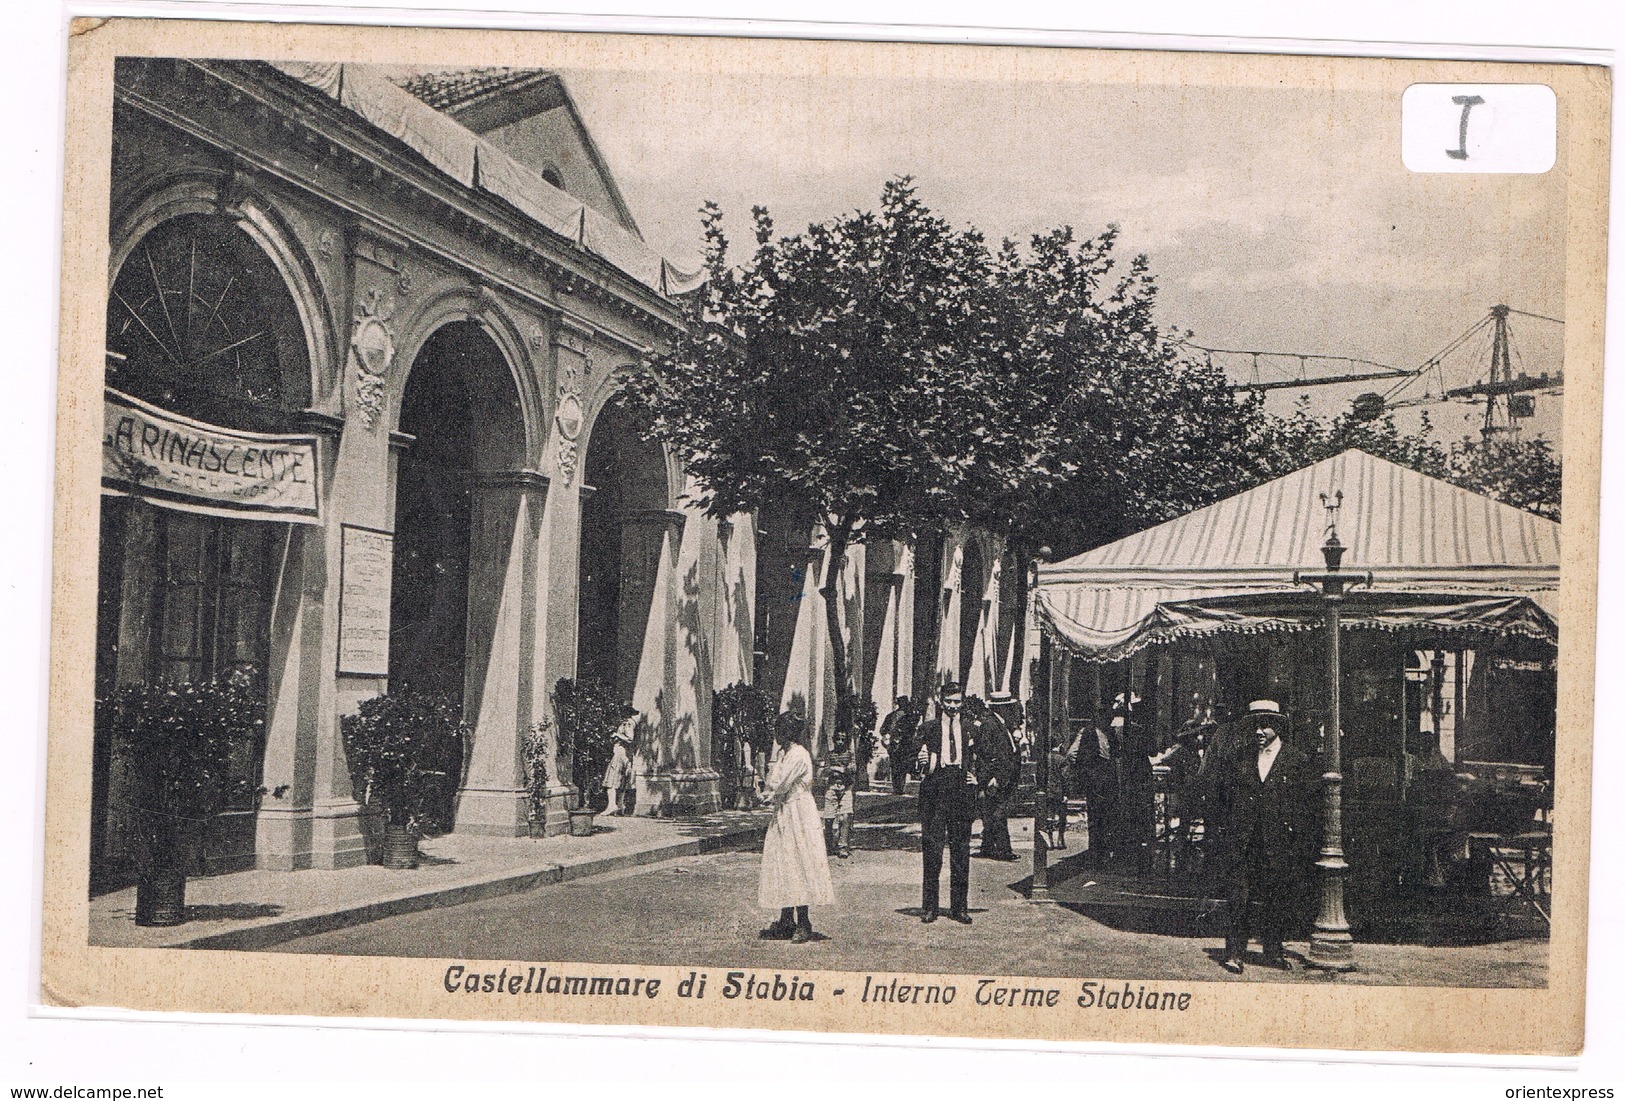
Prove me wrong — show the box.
[1033,449,1559,663]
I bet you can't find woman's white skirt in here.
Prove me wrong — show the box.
[758,789,836,909]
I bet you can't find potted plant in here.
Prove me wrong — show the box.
[850,697,879,793]
[713,682,774,809]
[341,691,467,868]
[553,678,625,835]
[99,676,265,926]
[522,719,552,838]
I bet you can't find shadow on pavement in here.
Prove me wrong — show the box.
[1032,847,1548,947]
[413,851,461,867]
[893,906,988,919]
[181,902,287,923]
[850,821,923,853]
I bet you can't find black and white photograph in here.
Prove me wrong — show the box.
[38,14,1608,1057]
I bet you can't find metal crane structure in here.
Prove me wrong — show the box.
[1184,305,1564,438]
[1441,305,1564,437]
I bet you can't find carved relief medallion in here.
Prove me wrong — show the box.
[555,360,584,483]
[348,287,395,431]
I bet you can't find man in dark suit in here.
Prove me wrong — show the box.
[915,681,981,924]
[972,694,1022,861]
[1215,700,1316,973]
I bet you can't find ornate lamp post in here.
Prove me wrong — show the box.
[1293,491,1371,972]
[1031,549,1058,904]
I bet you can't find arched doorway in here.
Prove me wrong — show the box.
[750,503,814,710]
[577,399,670,702]
[390,320,525,831]
[958,539,987,689]
[95,212,312,886]
[910,531,944,702]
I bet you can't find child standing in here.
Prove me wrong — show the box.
[821,752,854,858]
[602,714,637,817]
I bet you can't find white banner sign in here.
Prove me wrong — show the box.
[101,388,322,523]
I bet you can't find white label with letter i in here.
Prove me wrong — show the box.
[1402,83,1556,173]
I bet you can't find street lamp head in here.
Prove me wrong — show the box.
[1319,489,1346,570]
[1321,534,1346,571]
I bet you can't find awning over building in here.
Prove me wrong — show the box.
[1034,449,1560,662]
[266,61,705,298]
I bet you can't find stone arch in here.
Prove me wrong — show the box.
[388,315,538,835]
[576,392,677,706]
[97,186,333,880]
[579,364,683,509]
[109,172,337,409]
[389,284,545,471]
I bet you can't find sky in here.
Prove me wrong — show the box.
[556,61,1568,443]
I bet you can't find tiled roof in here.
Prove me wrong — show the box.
[393,67,553,111]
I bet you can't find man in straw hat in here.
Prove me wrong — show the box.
[1216,699,1315,974]
[974,692,1023,862]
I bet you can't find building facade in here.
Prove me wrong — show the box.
[94,59,752,881]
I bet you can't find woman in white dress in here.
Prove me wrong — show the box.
[757,713,835,943]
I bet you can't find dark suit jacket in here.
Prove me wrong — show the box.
[1222,739,1316,884]
[975,712,1021,789]
[881,707,920,759]
[916,715,982,824]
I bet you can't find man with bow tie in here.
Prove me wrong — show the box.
[915,681,982,924]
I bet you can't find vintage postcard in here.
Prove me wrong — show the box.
[42,16,1608,1055]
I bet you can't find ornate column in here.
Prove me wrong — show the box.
[630,507,723,815]
[457,470,550,836]
[257,225,412,870]
[528,319,591,824]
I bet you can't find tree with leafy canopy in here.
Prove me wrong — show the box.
[1446,434,1562,521]
[1249,396,1561,520]
[948,226,1267,691]
[622,175,1561,744]
[620,179,993,745]
[1252,396,1452,483]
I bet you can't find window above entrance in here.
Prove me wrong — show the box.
[107,213,311,431]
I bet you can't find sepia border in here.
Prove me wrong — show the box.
[41,14,1610,1056]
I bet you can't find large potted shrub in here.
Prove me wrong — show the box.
[341,691,467,868]
[521,719,552,838]
[553,678,625,833]
[850,697,879,793]
[99,677,265,926]
[713,682,774,809]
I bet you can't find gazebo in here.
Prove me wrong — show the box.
[1035,449,1557,664]
[1029,449,1559,927]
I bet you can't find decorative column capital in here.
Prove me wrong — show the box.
[624,507,687,537]
[469,469,552,497]
[552,319,595,356]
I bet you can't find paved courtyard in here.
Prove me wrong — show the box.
[269,804,1547,988]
